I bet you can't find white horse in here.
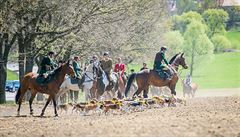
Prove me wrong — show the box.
[57,63,99,102]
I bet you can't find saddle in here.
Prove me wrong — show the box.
[36,73,54,85]
[155,67,174,80]
[70,75,85,89]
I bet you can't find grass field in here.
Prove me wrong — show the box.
[7,70,18,80]
[226,31,240,49]
[127,52,240,89]
[180,52,240,89]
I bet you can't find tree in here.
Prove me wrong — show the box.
[183,20,214,76]
[211,35,231,53]
[161,31,184,56]
[0,1,17,103]
[222,6,240,30]
[172,11,203,34]
[203,9,229,37]
[0,0,170,103]
[175,0,198,14]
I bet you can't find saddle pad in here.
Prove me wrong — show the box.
[36,75,45,84]
[70,78,79,84]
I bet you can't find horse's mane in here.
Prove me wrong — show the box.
[169,53,180,64]
[47,65,63,80]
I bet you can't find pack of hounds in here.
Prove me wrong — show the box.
[57,96,186,115]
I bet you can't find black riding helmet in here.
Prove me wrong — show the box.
[48,51,55,56]
[103,52,109,56]
[160,46,167,51]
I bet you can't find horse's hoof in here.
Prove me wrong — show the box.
[30,112,34,115]
[55,114,59,117]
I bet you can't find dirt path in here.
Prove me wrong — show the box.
[1,94,240,137]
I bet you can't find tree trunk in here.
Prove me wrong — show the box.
[25,55,34,73]
[18,36,25,82]
[24,55,34,101]
[35,55,44,101]
[190,40,196,76]
[0,63,7,104]
[190,52,194,76]
[0,33,16,104]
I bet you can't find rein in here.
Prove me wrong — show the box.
[170,56,184,80]
[84,73,94,82]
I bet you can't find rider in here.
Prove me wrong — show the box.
[100,52,113,86]
[73,56,84,88]
[185,74,192,87]
[38,51,57,84]
[72,56,82,78]
[153,46,171,80]
[58,60,64,67]
[92,55,100,66]
[114,57,127,84]
[140,62,148,71]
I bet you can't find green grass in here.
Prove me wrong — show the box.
[7,70,18,80]
[127,52,240,89]
[226,31,240,49]
[179,52,240,89]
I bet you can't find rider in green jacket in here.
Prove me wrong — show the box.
[37,51,56,84]
[153,46,171,80]
[73,56,82,78]
[39,51,56,75]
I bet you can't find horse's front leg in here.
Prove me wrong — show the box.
[41,96,51,117]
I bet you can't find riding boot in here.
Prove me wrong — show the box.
[77,77,82,89]
[106,72,113,86]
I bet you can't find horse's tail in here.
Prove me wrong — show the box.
[15,86,21,104]
[125,73,136,97]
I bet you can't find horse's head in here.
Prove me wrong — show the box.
[62,60,75,77]
[171,53,188,70]
[93,62,103,77]
[85,62,102,79]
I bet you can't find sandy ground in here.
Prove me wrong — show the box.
[1,89,240,137]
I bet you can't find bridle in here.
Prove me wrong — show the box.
[170,55,186,78]
[83,64,98,82]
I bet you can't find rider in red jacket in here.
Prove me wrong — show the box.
[114,57,126,83]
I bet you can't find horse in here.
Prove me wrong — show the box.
[15,60,75,117]
[91,64,120,100]
[116,72,126,99]
[57,62,98,102]
[125,53,188,98]
[182,79,198,98]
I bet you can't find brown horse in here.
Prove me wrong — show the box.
[15,60,75,117]
[116,72,126,99]
[125,53,188,98]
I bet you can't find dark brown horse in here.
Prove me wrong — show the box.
[125,53,188,98]
[15,60,75,117]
